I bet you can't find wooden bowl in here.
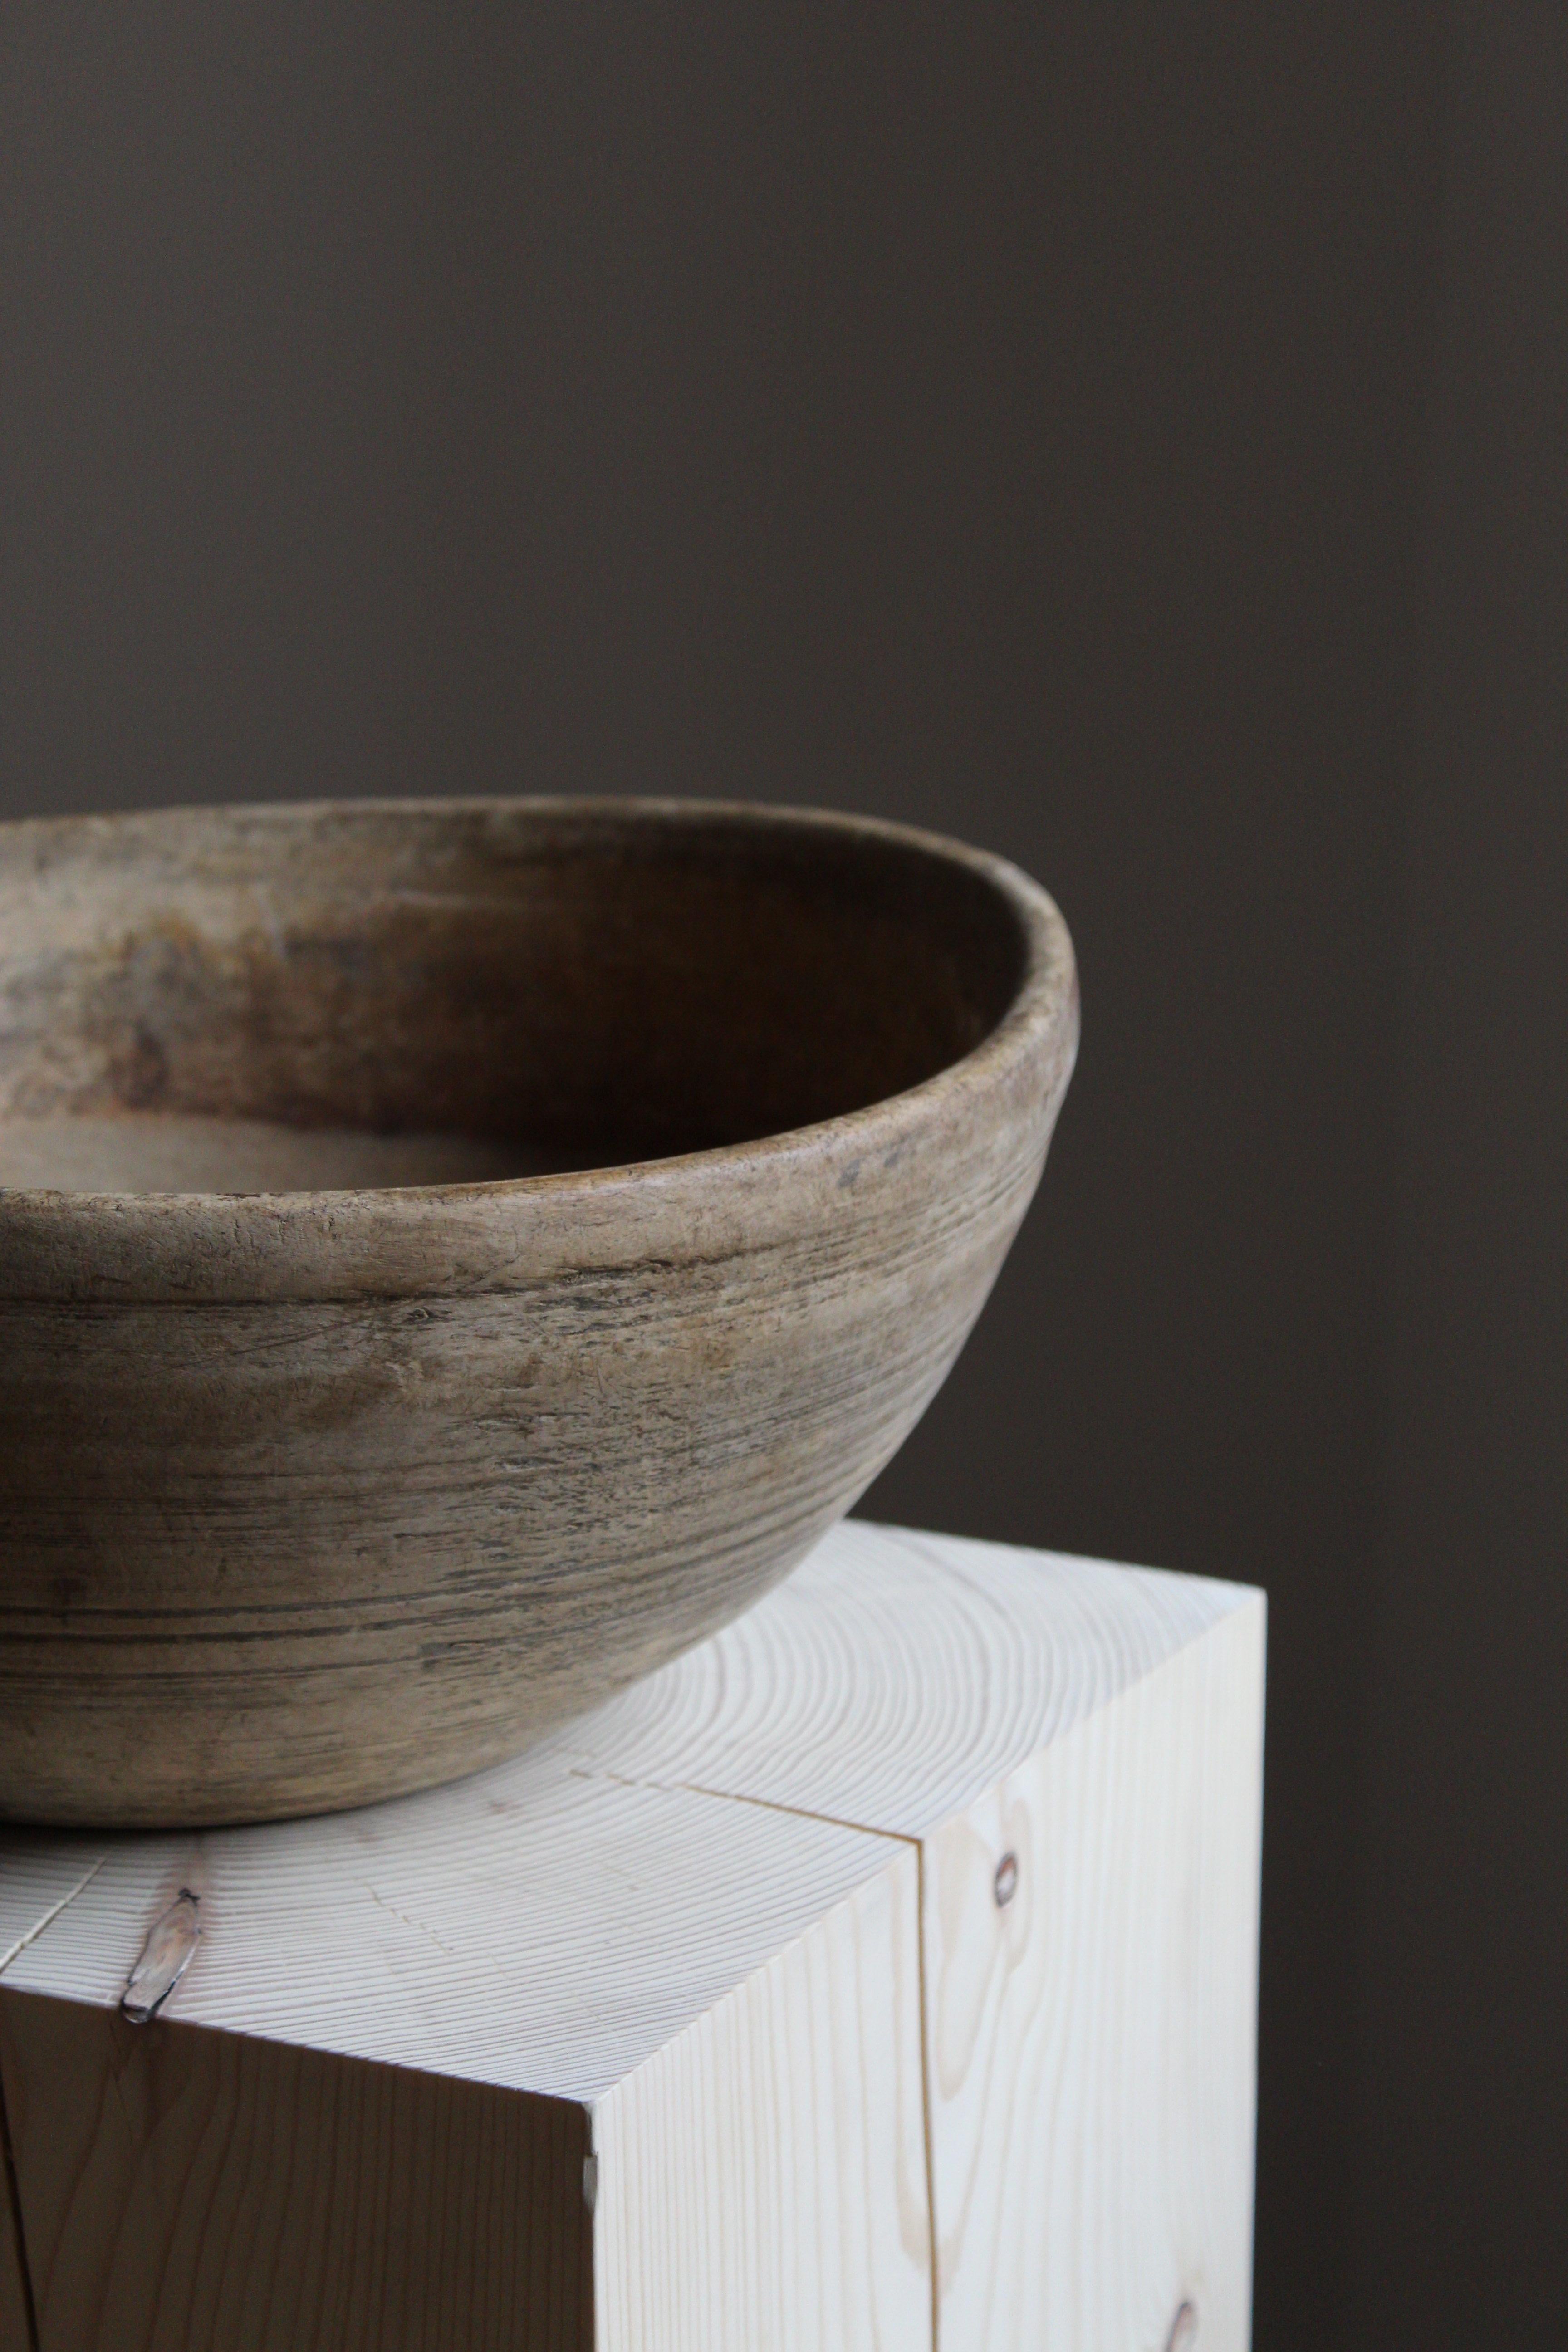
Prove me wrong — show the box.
[0,799,1077,1825]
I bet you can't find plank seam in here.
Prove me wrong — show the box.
[915,1836,941,2352]
[568,1761,946,2346]
[566,1760,911,1849]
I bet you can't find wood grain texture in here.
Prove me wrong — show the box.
[593,1847,931,2352]
[921,1598,1264,2352]
[0,1755,903,2105]
[0,1526,1263,2349]
[0,800,1078,1827]
[0,1991,589,2352]
[554,1519,1248,1834]
[0,1840,106,1977]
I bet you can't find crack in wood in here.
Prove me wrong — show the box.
[565,1754,945,2345]
[0,1855,107,1979]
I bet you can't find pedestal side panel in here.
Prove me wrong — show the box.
[0,1991,590,2352]
[921,1598,1265,2352]
[593,1845,931,2352]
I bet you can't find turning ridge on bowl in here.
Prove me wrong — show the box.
[0,799,1078,1825]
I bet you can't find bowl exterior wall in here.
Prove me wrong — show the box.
[0,1055,1063,1824]
[0,799,1077,1825]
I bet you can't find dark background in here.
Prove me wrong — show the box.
[2,3,1563,2341]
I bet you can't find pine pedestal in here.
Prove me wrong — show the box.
[0,1523,1263,2351]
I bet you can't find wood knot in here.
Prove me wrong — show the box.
[1166,2299,1199,2352]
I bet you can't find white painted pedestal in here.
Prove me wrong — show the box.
[0,1523,1264,2352]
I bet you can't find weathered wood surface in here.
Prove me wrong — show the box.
[0,1522,1263,2351]
[0,799,1078,1826]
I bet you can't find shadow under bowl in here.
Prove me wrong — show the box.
[0,797,1077,1825]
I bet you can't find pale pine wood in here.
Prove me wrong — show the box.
[0,1751,904,2101]
[920,1600,1264,2352]
[0,1841,105,1977]
[0,1523,1263,2350]
[593,1847,931,2352]
[550,1521,1247,1833]
[554,1523,1264,2351]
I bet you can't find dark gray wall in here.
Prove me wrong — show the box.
[1356,9,1568,2340]
[1,5,1561,2343]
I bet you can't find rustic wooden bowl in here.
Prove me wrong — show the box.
[0,799,1077,1826]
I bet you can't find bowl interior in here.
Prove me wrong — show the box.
[0,803,1028,1194]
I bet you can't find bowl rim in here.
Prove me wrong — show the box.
[0,795,1078,1300]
